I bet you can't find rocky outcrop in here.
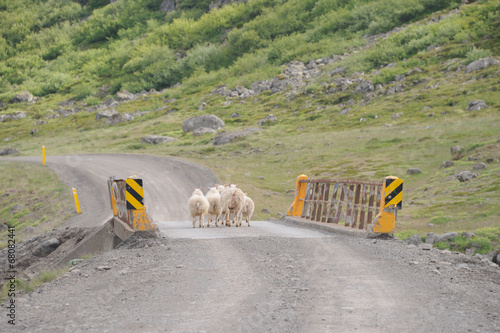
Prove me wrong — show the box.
[116,89,135,102]
[0,148,19,156]
[213,128,260,145]
[257,114,277,126]
[10,91,34,104]
[209,0,247,11]
[0,111,27,122]
[141,135,178,145]
[95,109,118,120]
[104,113,134,125]
[159,0,177,13]
[465,57,500,73]
[467,100,488,111]
[182,115,225,133]
[456,171,478,182]
[193,127,217,136]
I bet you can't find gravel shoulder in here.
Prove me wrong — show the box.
[7,220,500,333]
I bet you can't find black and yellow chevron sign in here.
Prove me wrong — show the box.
[126,178,144,210]
[384,177,403,210]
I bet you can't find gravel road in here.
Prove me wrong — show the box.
[3,154,499,332]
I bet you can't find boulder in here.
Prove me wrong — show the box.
[473,162,486,170]
[434,232,459,244]
[213,128,261,146]
[96,109,118,120]
[102,98,119,108]
[465,57,500,73]
[0,111,27,122]
[467,100,488,111]
[141,135,178,145]
[450,146,464,160]
[116,89,135,102]
[440,161,454,168]
[159,0,176,12]
[33,238,60,257]
[407,168,422,175]
[10,91,34,103]
[182,115,225,133]
[104,113,134,125]
[257,114,277,126]
[0,148,19,156]
[193,127,217,136]
[456,171,478,182]
[425,232,438,244]
[405,234,422,246]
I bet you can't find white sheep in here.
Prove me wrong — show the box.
[187,188,209,228]
[205,187,222,227]
[241,194,255,227]
[220,185,245,227]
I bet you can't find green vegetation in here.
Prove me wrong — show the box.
[0,0,499,252]
[0,268,67,301]
[0,162,74,248]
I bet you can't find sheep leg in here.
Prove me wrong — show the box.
[225,211,230,227]
[215,214,219,227]
[207,215,210,228]
[192,218,196,228]
[246,217,251,227]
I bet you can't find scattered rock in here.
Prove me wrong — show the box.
[407,168,422,175]
[95,109,118,120]
[10,91,34,103]
[230,112,241,118]
[213,128,261,146]
[467,100,488,111]
[257,114,277,126]
[440,161,454,168]
[104,113,134,125]
[0,111,27,122]
[33,238,60,257]
[193,127,217,136]
[0,148,19,156]
[450,146,464,160]
[182,115,225,133]
[456,171,478,182]
[339,108,351,115]
[405,234,422,246]
[116,90,135,102]
[473,162,486,170]
[434,232,459,244]
[141,135,178,145]
[425,232,438,244]
[465,57,500,73]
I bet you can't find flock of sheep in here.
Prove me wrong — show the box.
[187,184,255,228]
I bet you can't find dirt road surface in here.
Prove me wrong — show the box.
[3,154,500,332]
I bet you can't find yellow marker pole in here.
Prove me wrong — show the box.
[42,146,46,165]
[72,188,81,214]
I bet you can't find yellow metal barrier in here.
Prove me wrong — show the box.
[108,177,156,231]
[372,176,403,234]
[42,146,46,165]
[287,174,308,216]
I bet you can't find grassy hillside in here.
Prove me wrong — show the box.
[0,0,499,247]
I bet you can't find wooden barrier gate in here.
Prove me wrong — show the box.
[291,177,388,230]
[288,175,403,233]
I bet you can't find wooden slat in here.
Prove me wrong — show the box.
[302,183,313,219]
[315,183,325,222]
[326,183,339,223]
[334,185,345,224]
[352,184,361,229]
[345,184,354,227]
[359,185,367,229]
[367,185,376,225]
[321,183,330,222]
[310,183,319,220]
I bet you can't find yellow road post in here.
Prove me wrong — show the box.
[42,146,46,165]
[72,188,81,214]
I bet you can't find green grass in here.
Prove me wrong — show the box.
[0,162,74,248]
[0,0,498,248]
[0,268,67,301]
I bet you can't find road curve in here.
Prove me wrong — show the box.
[5,154,219,227]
